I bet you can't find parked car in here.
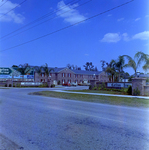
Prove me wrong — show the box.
[81,83,91,86]
[62,82,71,86]
[70,82,77,86]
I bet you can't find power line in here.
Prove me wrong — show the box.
[0,0,8,8]
[0,0,27,19]
[1,0,92,41]
[0,0,134,52]
[0,0,80,40]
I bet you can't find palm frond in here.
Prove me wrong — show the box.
[122,55,133,62]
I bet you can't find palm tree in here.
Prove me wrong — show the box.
[34,66,43,79]
[42,63,53,85]
[123,52,148,77]
[142,57,149,73]
[17,63,31,81]
[115,56,125,81]
[105,59,116,82]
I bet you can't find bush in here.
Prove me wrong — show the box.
[101,82,106,90]
[16,83,20,87]
[13,84,15,87]
[93,86,97,90]
[51,84,55,88]
[89,85,92,90]
[98,87,101,90]
[9,84,11,87]
[5,84,7,87]
[58,80,60,85]
[133,87,140,96]
[39,83,49,87]
[127,85,132,95]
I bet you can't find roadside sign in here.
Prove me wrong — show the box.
[0,67,34,79]
[0,68,12,75]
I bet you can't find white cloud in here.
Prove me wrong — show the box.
[56,1,86,24]
[101,33,121,43]
[107,14,112,17]
[122,33,130,41]
[117,18,124,22]
[145,15,149,18]
[0,0,25,23]
[100,31,149,43]
[132,31,149,40]
[135,18,141,21]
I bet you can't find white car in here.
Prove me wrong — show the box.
[71,82,77,86]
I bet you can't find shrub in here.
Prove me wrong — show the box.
[127,85,132,95]
[51,84,55,88]
[9,84,12,87]
[89,85,92,90]
[98,87,101,90]
[101,82,106,90]
[16,83,20,87]
[13,84,15,87]
[106,88,110,91]
[93,86,97,90]
[58,80,60,85]
[103,88,107,91]
[133,87,140,96]
[5,84,7,87]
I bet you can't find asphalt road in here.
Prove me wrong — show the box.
[0,87,149,150]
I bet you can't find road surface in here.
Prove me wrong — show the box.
[0,87,149,150]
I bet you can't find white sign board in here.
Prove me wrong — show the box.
[107,83,124,88]
[107,83,132,88]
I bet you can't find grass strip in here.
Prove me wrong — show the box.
[67,90,127,95]
[29,91,149,108]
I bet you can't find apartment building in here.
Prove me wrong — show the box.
[34,67,109,85]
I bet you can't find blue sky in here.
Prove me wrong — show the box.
[0,0,148,75]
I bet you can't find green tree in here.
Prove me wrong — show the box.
[142,57,149,73]
[12,65,18,68]
[34,66,43,78]
[42,63,53,85]
[105,59,116,82]
[123,52,148,77]
[83,62,94,71]
[115,56,125,81]
[17,63,31,81]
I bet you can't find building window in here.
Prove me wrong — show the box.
[75,74,78,78]
[62,73,65,77]
[67,73,71,77]
[62,79,65,84]
[42,73,44,77]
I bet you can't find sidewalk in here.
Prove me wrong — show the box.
[54,90,149,99]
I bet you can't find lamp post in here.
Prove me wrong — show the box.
[137,70,140,78]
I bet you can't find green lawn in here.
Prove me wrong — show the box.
[29,91,149,108]
[68,89,127,95]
